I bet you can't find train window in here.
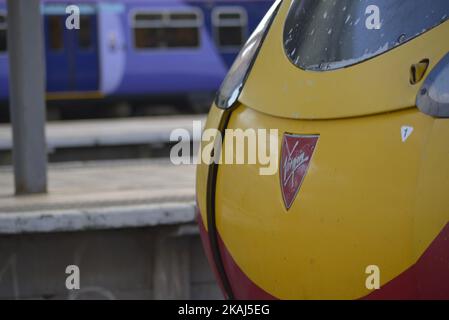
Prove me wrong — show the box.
[78,16,92,49]
[135,13,163,23]
[284,0,449,71]
[133,10,201,49]
[212,8,247,50]
[166,12,200,48]
[134,28,161,48]
[0,14,6,52]
[48,16,64,51]
[169,12,197,21]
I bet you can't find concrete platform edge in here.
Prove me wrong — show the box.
[0,201,196,235]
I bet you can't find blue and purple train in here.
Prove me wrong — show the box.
[0,0,272,108]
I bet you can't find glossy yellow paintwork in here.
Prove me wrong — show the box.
[213,105,449,299]
[196,0,449,299]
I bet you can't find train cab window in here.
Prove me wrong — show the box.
[133,11,201,49]
[48,16,64,50]
[0,14,6,52]
[78,16,92,49]
[212,8,247,50]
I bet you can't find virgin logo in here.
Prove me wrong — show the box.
[280,134,319,210]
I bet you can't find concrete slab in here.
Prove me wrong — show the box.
[0,159,221,300]
[0,159,197,234]
[0,227,222,299]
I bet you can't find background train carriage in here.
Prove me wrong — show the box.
[0,0,273,115]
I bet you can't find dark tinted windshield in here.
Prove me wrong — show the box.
[284,0,449,71]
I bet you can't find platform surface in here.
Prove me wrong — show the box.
[0,159,196,234]
[0,115,205,151]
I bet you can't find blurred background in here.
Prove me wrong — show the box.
[0,0,272,299]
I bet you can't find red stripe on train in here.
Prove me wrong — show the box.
[198,209,449,300]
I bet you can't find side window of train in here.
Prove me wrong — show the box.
[48,15,64,51]
[0,13,6,52]
[133,10,202,49]
[212,7,247,51]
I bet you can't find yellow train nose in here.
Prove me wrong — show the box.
[196,0,449,300]
[197,103,449,299]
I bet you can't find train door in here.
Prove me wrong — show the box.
[45,14,71,92]
[44,6,100,93]
[73,14,100,91]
